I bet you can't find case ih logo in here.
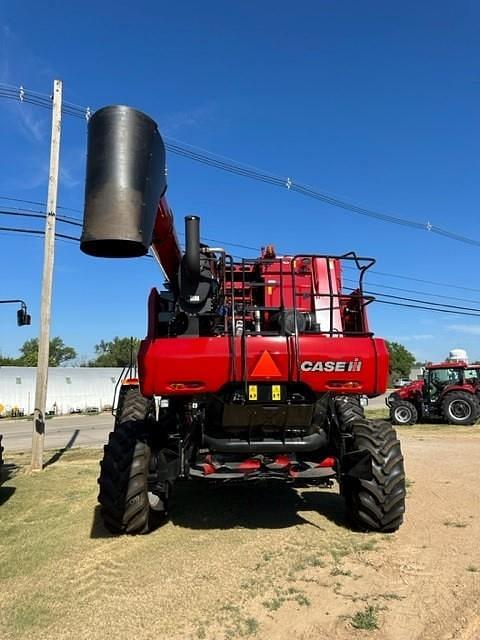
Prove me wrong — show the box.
[300,358,362,373]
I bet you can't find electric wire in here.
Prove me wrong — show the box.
[4,195,480,298]
[1,219,480,318]
[3,84,480,319]
[2,83,480,252]
[363,289,480,313]
[374,299,480,317]
[0,195,82,214]
[0,208,82,228]
[343,277,480,305]
[0,226,79,242]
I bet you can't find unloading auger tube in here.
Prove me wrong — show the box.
[81,104,406,536]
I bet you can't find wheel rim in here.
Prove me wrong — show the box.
[448,399,471,421]
[394,406,412,424]
[147,491,165,511]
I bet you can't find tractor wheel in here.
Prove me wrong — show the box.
[0,433,3,468]
[441,391,479,426]
[98,387,169,535]
[337,399,405,532]
[390,400,418,426]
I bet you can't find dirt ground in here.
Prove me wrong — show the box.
[0,425,479,640]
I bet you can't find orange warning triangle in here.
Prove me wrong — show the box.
[250,351,282,378]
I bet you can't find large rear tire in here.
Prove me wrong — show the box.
[337,399,406,532]
[441,391,479,426]
[390,400,418,426]
[0,433,3,468]
[98,387,168,535]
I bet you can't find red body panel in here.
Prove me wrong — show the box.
[261,257,343,332]
[150,197,182,282]
[396,379,477,401]
[138,335,389,397]
[395,380,424,399]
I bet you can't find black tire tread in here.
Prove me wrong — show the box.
[337,399,406,533]
[98,386,152,534]
[441,390,480,426]
[390,400,418,426]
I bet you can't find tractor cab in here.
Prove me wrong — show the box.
[464,365,480,386]
[423,363,465,404]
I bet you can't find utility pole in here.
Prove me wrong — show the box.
[31,79,62,471]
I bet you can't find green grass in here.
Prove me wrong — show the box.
[379,592,403,601]
[350,605,380,630]
[365,408,389,420]
[220,604,259,638]
[0,449,386,640]
[443,520,468,528]
[330,565,352,577]
[263,586,311,612]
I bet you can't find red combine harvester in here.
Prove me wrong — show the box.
[388,362,480,426]
[80,106,406,535]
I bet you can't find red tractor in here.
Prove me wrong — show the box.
[388,362,480,426]
[80,106,405,535]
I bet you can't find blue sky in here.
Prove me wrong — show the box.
[0,1,479,363]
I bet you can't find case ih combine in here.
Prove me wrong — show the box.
[388,362,480,426]
[80,105,406,535]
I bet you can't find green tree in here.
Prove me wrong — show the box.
[16,337,77,366]
[386,341,416,383]
[0,354,19,365]
[89,337,140,367]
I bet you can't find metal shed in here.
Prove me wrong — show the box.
[0,367,124,416]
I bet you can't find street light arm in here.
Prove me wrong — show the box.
[0,299,31,326]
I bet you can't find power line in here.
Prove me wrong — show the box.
[364,290,480,313]
[0,225,79,242]
[0,208,82,228]
[2,222,480,318]
[344,277,480,305]
[375,299,480,317]
[3,198,480,303]
[2,82,480,252]
[365,268,480,294]
[0,195,82,214]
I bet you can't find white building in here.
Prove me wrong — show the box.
[0,367,125,416]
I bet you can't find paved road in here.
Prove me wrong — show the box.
[1,413,114,453]
[367,391,389,409]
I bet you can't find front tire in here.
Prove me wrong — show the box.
[98,387,168,535]
[390,400,418,425]
[338,399,406,532]
[441,391,479,426]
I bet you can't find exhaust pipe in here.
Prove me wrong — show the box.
[81,105,166,258]
[184,215,200,283]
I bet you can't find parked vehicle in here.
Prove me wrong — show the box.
[393,378,411,388]
[388,362,480,426]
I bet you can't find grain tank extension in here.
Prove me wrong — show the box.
[81,105,406,534]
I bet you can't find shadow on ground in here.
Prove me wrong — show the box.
[0,462,20,483]
[44,429,80,468]
[0,485,15,506]
[169,481,349,530]
[89,481,349,538]
[90,505,117,539]
[0,462,18,507]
